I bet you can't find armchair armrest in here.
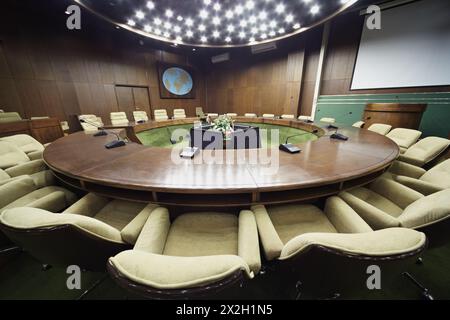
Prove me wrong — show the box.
[27,150,43,160]
[389,160,426,179]
[121,204,159,245]
[63,193,110,217]
[397,154,424,167]
[0,177,36,209]
[238,210,261,274]
[4,159,46,177]
[251,205,284,261]
[134,207,171,254]
[280,228,426,260]
[370,178,423,209]
[394,176,444,196]
[339,191,400,230]
[324,196,373,233]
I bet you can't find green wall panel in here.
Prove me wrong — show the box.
[315,92,450,138]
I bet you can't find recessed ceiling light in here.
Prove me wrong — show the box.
[225,37,231,42]
[154,18,162,25]
[310,5,320,15]
[177,15,183,21]
[246,1,255,10]
[225,10,234,19]
[293,23,301,29]
[201,35,207,42]
[135,11,144,20]
[212,16,221,25]
[144,25,151,32]
[165,9,173,18]
[204,0,211,5]
[185,18,193,26]
[213,3,221,11]
[199,9,209,19]
[146,1,155,10]
[235,4,244,15]
[127,19,136,26]
[186,30,194,37]
[227,25,235,33]
[275,4,285,14]
[213,30,220,38]
[198,24,206,31]
[174,25,181,33]
[285,14,294,23]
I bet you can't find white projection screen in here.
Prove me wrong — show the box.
[351,0,450,90]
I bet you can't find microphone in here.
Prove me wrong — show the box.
[280,129,319,154]
[79,118,125,149]
[330,112,352,141]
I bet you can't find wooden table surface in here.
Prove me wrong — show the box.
[45,119,399,207]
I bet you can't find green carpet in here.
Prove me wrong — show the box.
[136,123,318,148]
[1,241,450,299]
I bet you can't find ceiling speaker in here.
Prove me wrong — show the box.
[211,53,230,64]
[251,42,277,54]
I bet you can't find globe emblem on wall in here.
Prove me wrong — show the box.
[162,67,193,96]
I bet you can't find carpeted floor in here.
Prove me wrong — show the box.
[136,123,318,148]
[1,240,449,300]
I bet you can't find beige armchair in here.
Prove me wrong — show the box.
[281,114,295,119]
[339,177,450,231]
[154,109,169,121]
[173,109,187,119]
[397,136,450,167]
[251,197,426,298]
[352,121,365,128]
[386,159,450,195]
[107,210,260,299]
[386,128,422,153]
[133,111,149,122]
[262,114,275,118]
[367,123,392,135]
[110,112,129,126]
[319,117,336,123]
[79,114,102,132]
[0,193,160,271]
[226,113,238,117]
[0,176,76,212]
[0,159,54,188]
[0,141,30,170]
[0,134,44,160]
[0,112,22,123]
[244,113,257,117]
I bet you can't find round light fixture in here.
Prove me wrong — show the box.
[74,0,358,48]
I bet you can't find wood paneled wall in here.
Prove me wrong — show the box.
[0,1,205,124]
[205,48,305,116]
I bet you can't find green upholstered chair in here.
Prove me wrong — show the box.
[397,137,450,167]
[0,134,44,160]
[367,123,392,135]
[385,160,450,195]
[0,193,160,271]
[386,128,422,154]
[107,209,260,299]
[251,197,426,298]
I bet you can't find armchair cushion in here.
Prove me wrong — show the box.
[367,124,392,135]
[0,207,123,243]
[163,212,238,257]
[394,176,444,196]
[389,160,426,179]
[420,159,450,188]
[386,128,421,149]
[134,207,171,254]
[0,134,44,155]
[109,251,252,289]
[324,196,373,233]
[280,228,426,260]
[399,137,450,167]
[369,178,423,210]
[399,189,450,229]
[0,177,36,209]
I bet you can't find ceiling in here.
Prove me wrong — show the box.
[74,0,360,48]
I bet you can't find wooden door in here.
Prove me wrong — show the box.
[115,85,151,120]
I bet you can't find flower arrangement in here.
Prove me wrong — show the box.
[212,114,234,139]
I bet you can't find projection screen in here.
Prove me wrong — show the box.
[351,0,450,90]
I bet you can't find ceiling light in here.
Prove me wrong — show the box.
[164,22,172,29]
[213,3,221,11]
[154,18,162,25]
[198,24,206,31]
[185,18,193,26]
[249,15,257,24]
[261,33,267,39]
[251,27,258,34]
[269,30,275,36]
[135,11,144,20]
[199,9,209,19]
[278,28,285,34]
[275,4,285,13]
[227,25,235,33]
[249,36,255,42]
[259,11,267,20]
[177,16,183,21]
[212,16,221,25]
[186,30,194,37]
[260,24,268,32]
[293,23,301,29]
[235,5,244,15]
[154,28,161,35]
[163,32,170,38]
[310,5,320,15]
[201,35,207,42]
[174,25,181,33]
[204,0,211,5]
[269,20,277,28]
[285,14,294,23]
[239,31,246,38]
[240,20,248,28]
[225,10,234,19]
[146,1,155,10]
[246,1,255,10]
[144,25,151,32]
[176,36,182,42]
[127,19,136,26]
[165,9,173,18]
[213,30,220,38]
[225,36,231,42]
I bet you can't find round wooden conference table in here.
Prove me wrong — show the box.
[44,117,399,207]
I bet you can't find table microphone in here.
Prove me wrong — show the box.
[280,129,319,154]
[330,112,352,141]
[79,119,125,149]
